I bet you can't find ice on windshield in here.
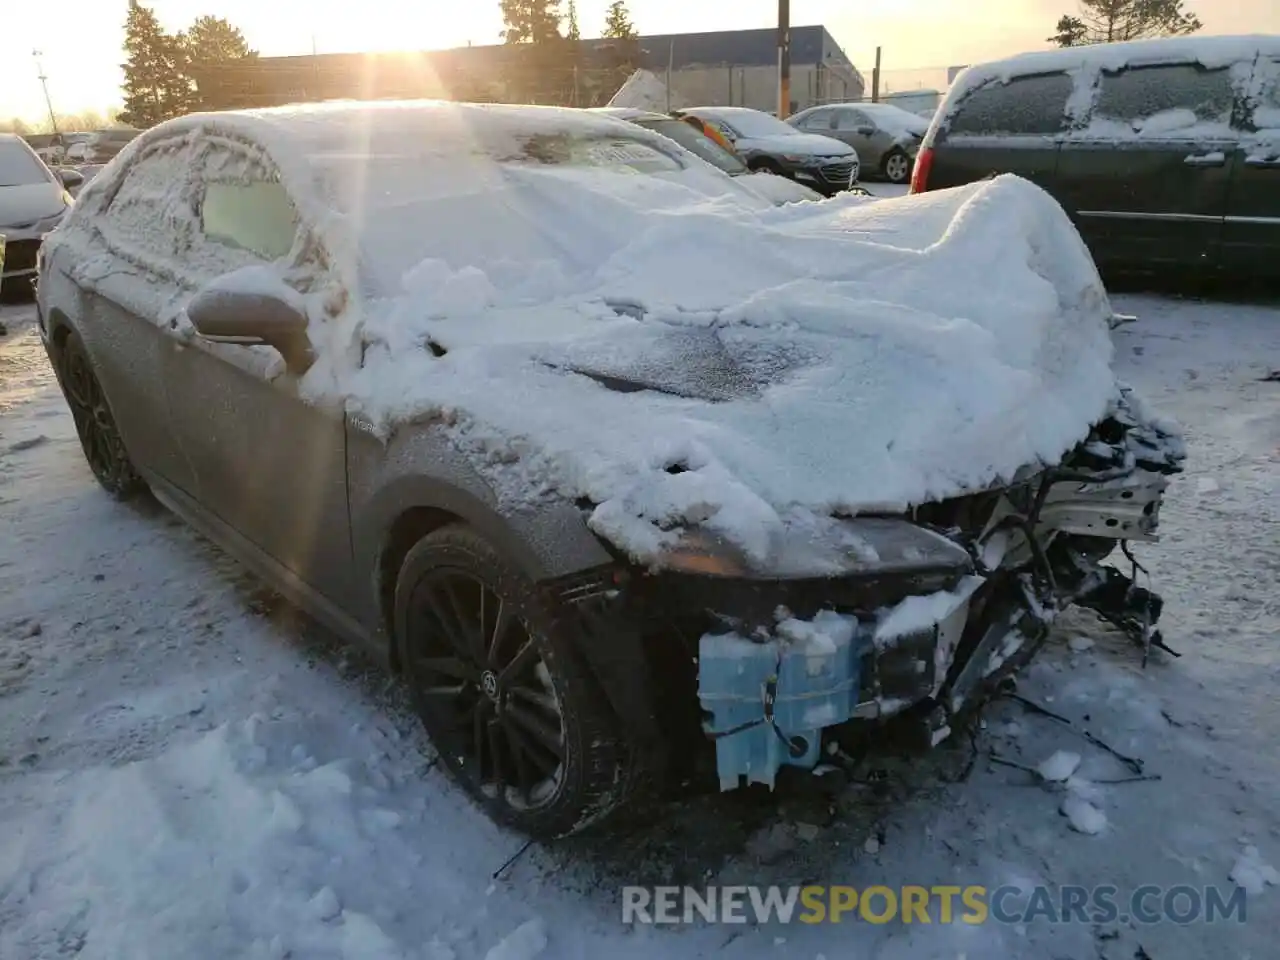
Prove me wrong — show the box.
[0,140,49,187]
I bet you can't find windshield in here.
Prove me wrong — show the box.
[0,141,50,187]
[309,129,764,297]
[716,111,799,139]
[636,118,748,175]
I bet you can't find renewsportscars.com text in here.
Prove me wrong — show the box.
[622,884,1250,926]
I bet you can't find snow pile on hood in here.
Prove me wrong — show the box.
[46,102,1121,569]
[311,169,1117,566]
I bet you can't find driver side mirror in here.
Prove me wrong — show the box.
[185,286,314,374]
[856,125,876,136]
[57,168,84,189]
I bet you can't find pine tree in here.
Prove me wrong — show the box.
[119,1,194,127]
[566,0,581,41]
[602,0,637,40]
[1047,15,1089,46]
[184,15,258,110]
[1048,0,1202,46]
[185,16,257,64]
[499,0,563,44]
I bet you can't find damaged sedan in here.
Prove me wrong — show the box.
[36,101,1183,839]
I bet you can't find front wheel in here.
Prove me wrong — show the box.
[394,524,634,839]
[58,330,146,500]
[882,149,913,185]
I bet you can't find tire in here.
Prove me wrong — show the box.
[58,330,146,500]
[394,524,633,839]
[882,148,912,185]
[750,158,783,175]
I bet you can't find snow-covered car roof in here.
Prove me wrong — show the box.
[52,100,1121,568]
[949,33,1280,96]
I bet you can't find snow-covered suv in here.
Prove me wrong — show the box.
[36,101,1183,838]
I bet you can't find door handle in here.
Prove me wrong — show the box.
[1244,156,1280,169]
[1183,153,1226,167]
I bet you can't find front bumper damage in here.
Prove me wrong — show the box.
[688,388,1186,791]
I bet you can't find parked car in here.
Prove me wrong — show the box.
[0,134,80,295]
[788,101,929,184]
[84,127,141,164]
[591,106,825,205]
[37,102,1182,839]
[673,106,861,196]
[911,34,1280,278]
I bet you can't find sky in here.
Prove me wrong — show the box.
[5,0,1278,124]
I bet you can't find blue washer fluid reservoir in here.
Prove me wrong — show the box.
[698,611,868,792]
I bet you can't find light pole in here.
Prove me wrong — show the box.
[32,50,60,136]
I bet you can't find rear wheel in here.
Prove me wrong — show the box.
[58,330,146,500]
[882,149,912,185]
[394,525,633,839]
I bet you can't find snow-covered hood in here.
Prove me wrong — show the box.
[741,132,855,159]
[315,173,1118,568]
[0,182,66,229]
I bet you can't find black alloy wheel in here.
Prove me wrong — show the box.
[59,331,146,499]
[395,525,634,838]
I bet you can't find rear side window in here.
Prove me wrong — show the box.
[835,109,872,131]
[947,73,1074,136]
[1092,63,1235,132]
[796,108,835,130]
[201,180,298,261]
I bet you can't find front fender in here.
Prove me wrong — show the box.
[346,422,616,629]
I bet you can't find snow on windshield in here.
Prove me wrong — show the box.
[306,130,765,296]
[0,140,49,187]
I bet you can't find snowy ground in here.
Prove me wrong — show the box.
[1,280,1278,959]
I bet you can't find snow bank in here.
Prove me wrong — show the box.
[50,102,1121,567]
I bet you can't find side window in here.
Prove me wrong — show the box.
[1246,58,1280,130]
[1092,63,1235,134]
[947,72,1073,136]
[836,109,872,131]
[201,180,298,260]
[100,139,199,259]
[798,108,835,130]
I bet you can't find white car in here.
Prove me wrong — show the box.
[0,134,81,292]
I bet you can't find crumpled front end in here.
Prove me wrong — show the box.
[693,387,1185,791]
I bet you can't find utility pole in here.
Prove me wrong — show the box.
[666,39,674,113]
[871,46,882,103]
[777,0,791,118]
[32,50,59,136]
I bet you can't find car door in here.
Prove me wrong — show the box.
[1222,54,1280,276]
[1054,61,1237,273]
[63,136,200,495]
[158,140,357,612]
[927,71,1071,193]
[832,107,885,164]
